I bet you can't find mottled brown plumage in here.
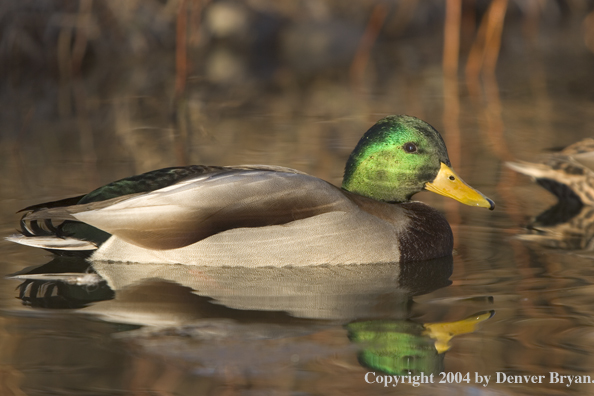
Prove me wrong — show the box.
[507,138,594,205]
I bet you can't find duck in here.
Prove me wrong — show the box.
[507,138,594,252]
[7,115,494,267]
[506,138,594,206]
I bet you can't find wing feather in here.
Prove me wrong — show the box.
[72,170,356,249]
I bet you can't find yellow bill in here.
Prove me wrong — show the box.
[425,162,495,210]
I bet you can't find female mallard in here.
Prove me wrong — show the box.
[507,138,594,206]
[8,115,494,266]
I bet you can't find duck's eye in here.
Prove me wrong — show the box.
[403,142,417,153]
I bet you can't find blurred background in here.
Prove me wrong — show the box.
[2,0,594,395]
[2,0,593,192]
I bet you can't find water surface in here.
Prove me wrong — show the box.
[1,4,594,395]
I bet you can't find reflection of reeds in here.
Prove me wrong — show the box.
[175,0,188,100]
[349,3,388,90]
[586,8,594,53]
[443,0,462,248]
[465,0,508,86]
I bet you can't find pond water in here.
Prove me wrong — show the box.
[1,4,594,395]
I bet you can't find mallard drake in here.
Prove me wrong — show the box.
[507,138,594,206]
[8,115,494,266]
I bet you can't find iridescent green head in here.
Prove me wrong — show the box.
[342,115,494,209]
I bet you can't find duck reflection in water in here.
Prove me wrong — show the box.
[9,254,493,377]
[508,138,594,253]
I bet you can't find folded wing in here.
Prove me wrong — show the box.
[69,168,356,249]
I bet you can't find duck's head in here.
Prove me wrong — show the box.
[342,115,494,210]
